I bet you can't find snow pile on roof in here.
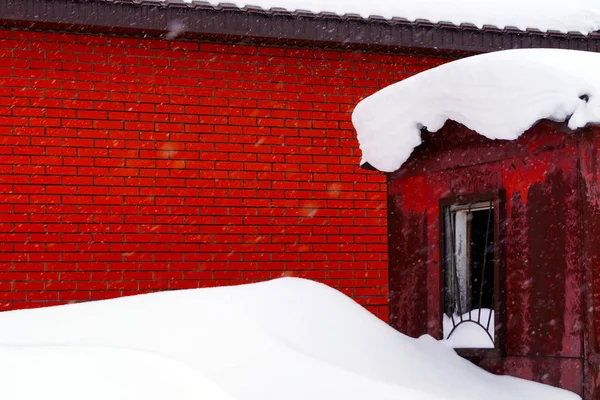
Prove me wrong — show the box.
[353,49,600,172]
[0,278,578,400]
[191,0,600,34]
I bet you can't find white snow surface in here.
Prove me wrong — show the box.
[353,49,600,172]
[177,0,600,34]
[0,278,579,400]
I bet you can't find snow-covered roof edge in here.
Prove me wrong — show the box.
[5,0,600,56]
[352,49,600,173]
[118,0,600,36]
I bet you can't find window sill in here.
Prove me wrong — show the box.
[454,347,505,359]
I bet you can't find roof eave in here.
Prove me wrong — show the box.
[2,0,600,54]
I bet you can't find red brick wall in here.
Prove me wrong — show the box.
[0,28,447,320]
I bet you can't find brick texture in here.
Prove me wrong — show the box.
[0,29,450,320]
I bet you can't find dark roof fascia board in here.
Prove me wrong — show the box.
[1,0,600,54]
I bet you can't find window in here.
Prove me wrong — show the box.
[442,200,496,349]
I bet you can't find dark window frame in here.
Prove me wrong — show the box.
[439,190,506,359]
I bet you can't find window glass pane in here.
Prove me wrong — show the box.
[470,209,494,312]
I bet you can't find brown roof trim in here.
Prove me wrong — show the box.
[2,0,600,54]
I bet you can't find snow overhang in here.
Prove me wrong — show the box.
[352,49,600,173]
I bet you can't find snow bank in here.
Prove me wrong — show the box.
[179,0,600,34]
[0,278,579,400]
[353,49,600,172]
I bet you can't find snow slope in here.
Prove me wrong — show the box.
[180,0,600,35]
[353,49,600,172]
[0,278,579,400]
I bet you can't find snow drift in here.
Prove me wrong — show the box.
[0,278,578,399]
[353,49,600,172]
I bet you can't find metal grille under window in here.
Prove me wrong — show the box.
[443,201,495,348]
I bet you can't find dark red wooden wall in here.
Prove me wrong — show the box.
[387,121,599,398]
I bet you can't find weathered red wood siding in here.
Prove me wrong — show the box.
[388,121,590,397]
[579,130,600,399]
